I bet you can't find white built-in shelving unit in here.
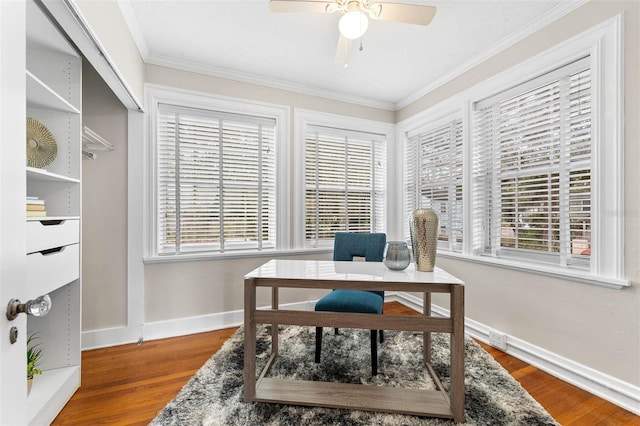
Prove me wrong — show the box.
[25,0,82,423]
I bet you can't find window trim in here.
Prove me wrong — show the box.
[403,112,465,251]
[144,84,290,261]
[293,109,395,249]
[472,57,592,268]
[397,15,626,289]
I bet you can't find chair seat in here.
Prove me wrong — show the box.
[314,232,387,376]
[315,290,383,314]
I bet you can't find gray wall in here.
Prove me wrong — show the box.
[142,65,394,322]
[398,0,640,387]
[145,65,396,124]
[81,60,129,331]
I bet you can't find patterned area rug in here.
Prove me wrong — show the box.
[151,325,559,425]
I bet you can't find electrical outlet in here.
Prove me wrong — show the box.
[489,331,508,351]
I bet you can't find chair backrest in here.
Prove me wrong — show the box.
[333,232,386,298]
[333,232,387,262]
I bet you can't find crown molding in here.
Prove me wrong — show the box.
[146,54,396,111]
[118,0,588,113]
[394,0,590,110]
[115,1,392,110]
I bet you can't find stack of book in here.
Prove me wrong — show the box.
[27,196,46,218]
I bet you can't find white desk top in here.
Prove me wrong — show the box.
[245,259,464,285]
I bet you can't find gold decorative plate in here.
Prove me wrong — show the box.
[26,117,57,168]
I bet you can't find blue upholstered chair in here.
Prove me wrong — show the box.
[314,232,387,376]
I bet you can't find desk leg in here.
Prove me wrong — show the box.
[450,284,465,423]
[423,292,431,366]
[272,286,279,355]
[244,277,257,402]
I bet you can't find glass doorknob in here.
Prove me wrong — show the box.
[6,294,52,321]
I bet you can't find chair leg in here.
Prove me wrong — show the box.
[370,329,378,376]
[315,326,323,363]
[380,307,384,343]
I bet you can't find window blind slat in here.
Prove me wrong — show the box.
[156,106,276,255]
[304,128,386,248]
[473,61,591,264]
[405,119,464,252]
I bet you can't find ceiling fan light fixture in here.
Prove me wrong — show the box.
[339,11,368,39]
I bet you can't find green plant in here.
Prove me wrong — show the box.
[27,333,43,379]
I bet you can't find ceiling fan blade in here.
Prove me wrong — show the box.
[269,0,335,14]
[369,3,436,26]
[334,34,352,66]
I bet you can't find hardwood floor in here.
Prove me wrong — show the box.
[53,302,638,425]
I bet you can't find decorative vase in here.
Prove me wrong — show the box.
[27,377,33,395]
[383,241,411,270]
[409,208,439,272]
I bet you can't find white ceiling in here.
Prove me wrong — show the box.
[119,0,581,109]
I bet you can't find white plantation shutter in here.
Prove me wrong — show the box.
[305,125,386,247]
[157,104,276,255]
[404,119,463,252]
[473,57,591,268]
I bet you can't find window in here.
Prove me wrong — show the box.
[473,57,591,269]
[397,17,624,287]
[405,118,463,252]
[303,125,386,248]
[154,103,277,256]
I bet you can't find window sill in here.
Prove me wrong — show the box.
[143,247,333,264]
[143,248,629,289]
[437,251,630,290]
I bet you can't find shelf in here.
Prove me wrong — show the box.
[27,167,80,184]
[26,0,79,59]
[21,1,83,424]
[28,366,80,426]
[26,70,80,114]
[27,216,80,222]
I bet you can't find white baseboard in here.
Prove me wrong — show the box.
[142,309,243,343]
[391,291,640,416]
[82,300,315,349]
[81,292,638,415]
[142,300,315,342]
[82,325,141,351]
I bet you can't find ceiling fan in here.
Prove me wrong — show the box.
[269,0,437,67]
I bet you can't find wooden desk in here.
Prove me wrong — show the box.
[244,259,465,422]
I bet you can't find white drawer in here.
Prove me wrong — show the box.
[27,219,79,254]
[27,243,79,298]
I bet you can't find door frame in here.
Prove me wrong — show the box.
[0,0,28,423]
